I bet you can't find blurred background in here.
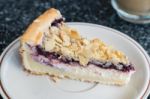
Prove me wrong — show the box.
[0,0,150,98]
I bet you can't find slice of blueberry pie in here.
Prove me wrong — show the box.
[20,8,135,85]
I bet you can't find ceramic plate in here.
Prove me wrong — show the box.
[0,23,150,99]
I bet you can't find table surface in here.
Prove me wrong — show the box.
[0,0,150,99]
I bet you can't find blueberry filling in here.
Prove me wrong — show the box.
[51,18,64,26]
[36,45,75,61]
[89,62,134,72]
[35,45,134,72]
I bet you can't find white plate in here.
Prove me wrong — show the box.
[0,22,150,99]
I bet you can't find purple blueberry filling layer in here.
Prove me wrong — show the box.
[32,45,134,72]
[51,18,64,26]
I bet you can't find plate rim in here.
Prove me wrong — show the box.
[0,22,150,99]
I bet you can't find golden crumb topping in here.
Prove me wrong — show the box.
[42,24,129,66]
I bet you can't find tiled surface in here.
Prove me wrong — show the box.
[0,0,150,98]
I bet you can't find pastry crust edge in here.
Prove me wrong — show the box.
[20,8,62,44]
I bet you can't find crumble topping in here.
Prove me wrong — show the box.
[40,24,129,66]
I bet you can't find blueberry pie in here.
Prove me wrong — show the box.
[20,8,135,85]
